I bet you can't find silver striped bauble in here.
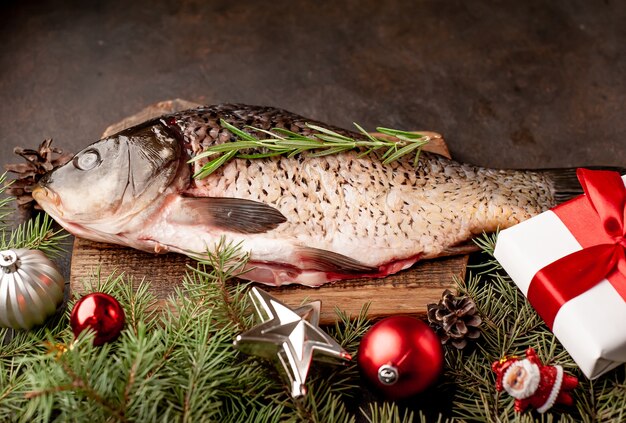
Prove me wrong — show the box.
[0,248,65,329]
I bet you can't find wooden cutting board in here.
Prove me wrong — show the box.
[70,99,468,324]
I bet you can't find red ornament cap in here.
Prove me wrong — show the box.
[70,292,125,346]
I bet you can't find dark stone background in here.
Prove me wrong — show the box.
[0,0,625,417]
[1,0,625,169]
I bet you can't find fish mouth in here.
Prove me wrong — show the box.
[32,186,63,217]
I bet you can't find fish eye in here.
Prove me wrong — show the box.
[72,149,101,171]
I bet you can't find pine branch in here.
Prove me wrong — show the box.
[0,173,14,231]
[25,364,129,423]
[0,358,32,421]
[329,304,372,353]
[469,230,502,275]
[191,119,430,178]
[290,376,356,423]
[361,402,413,423]
[184,237,252,330]
[115,325,166,422]
[0,212,68,257]
[115,278,159,334]
[20,331,126,422]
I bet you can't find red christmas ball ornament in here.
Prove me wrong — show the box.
[357,316,443,399]
[70,293,125,346]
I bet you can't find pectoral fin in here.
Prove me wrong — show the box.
[170,196,287,234]
[296,247,377,274]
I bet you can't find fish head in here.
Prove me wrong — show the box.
[33,121,185,239]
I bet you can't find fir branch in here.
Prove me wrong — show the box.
[0,314,67,363]
[0,173,14,231]
[0,212,68,257]
[361,402,414,423]
[191,119,430,178]
[22,331,129,422]
[25,376,128,423]
[115,325,166,422]
[185,238,252,330]
[291,378,356,423]
[160,247,288,420]
[469,230,502,275]
[115,278,159,334]
[361,402,452,423]
[0,359,31,421]
[76,267,123,295]
[472,230,498,256]
[329,304,372,355]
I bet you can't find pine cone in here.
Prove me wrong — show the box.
[3,139,73,211]
[427,289,482,349]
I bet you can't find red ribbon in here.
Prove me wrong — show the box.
[527,168,626,329]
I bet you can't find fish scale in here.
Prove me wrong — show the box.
[33,104,600,287]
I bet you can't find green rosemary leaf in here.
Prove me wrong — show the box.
[279,138,325,149]
[380,145,398,161]
[237,150,290,159]
[313,134,357,147]
[412,147,423,167]
[376,127,425,139]
[220,119,257,141]
[287,147,309,158]
[193,150,238,179]
[353,122,380,144]
[305,124,353,141]
[243,126,287,140]
[309,146,352,157]
[381,141,423,164]
[191,141,263,162]
[254,140,300,152]
[395,134,427,144]
[356,148,378,158]
[190,150,220,161]
[270,127,312,139]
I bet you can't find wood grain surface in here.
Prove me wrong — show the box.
[70,100,467,324]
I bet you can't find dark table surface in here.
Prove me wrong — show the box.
[2,0,625,171]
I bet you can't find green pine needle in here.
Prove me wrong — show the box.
[0,173,14,231]
[0,212,69,258]
[361,402,416,423]
[191,119,431,178]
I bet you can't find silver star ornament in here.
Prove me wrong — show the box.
[233,287,351,398]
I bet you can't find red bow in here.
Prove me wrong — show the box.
[527,169,626,329]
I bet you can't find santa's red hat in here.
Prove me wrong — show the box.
[492,356,519,392]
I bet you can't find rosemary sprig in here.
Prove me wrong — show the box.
[191,119,430,179]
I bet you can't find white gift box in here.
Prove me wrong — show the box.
[494,175,626,379]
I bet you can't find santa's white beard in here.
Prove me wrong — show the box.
[503,360,540,400]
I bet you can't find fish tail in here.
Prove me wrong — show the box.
[540,166,626,204]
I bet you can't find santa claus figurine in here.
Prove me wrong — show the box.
[492,347,578,413]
